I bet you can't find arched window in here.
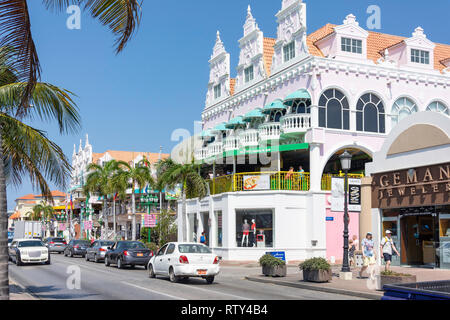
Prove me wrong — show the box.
[356,93,385,133]
[426,101,449,115]
[270,110,286,122]
[291,99,311,114]
[318,89,350,130]
[391,97,418,126]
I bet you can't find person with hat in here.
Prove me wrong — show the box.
[359,232,376,278]
[380,230,400,272]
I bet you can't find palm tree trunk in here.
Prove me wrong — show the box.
[132,190,136,241]
[113,198,116,241]
[182,188,187,242]
[0,131,10,300]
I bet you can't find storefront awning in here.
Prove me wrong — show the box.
[262,100,286,114]
[225,116,246,129]
[243,108,264,122]
[211,122,231,132]
[284,89,311,104]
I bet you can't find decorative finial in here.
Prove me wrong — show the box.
[247,5,252,16]
[413,26,426,38]
[85,133,89,147]
[343,14,358,26]
[216,30,220,41]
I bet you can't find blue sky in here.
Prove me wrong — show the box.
[7,0,449,210]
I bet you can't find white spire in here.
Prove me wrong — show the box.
[85,133,89,147]
[412,26,426,38]
[78,139,82,152]
[211,30,226,59]
[73,144,76,156]
[243,4,259,36]
[247,5,252,18]
[343,13,358,26]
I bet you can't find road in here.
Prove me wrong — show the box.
[9,253,366,300]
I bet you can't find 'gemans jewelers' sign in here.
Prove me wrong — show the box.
[371,162,450,209]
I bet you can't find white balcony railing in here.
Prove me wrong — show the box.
[280,114,311,135]
[207,141,223,158]
[240,129,259,148]
[223,135,241,152]
[259,122,281,141]
[195,147,208,161]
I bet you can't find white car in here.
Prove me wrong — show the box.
[9,238,50,266]
[147,242,220,284]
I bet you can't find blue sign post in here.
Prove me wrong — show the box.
[266,251,286,261]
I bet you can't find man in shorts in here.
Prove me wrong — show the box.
[380,230,400,272]
[359,232,376,278]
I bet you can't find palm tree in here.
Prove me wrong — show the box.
[109,165,129,240]
[83,160,119,239]
[0,0,142,108]
[29,203,55,237]
[156,159,208,242]
[115,158,154,240]
[0,47,81,300]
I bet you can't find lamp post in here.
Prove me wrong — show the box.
[339,150,352,274]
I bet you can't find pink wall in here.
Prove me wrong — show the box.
[324,193,360,263]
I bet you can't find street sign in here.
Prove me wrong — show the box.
[143,214,157,227]
[266,251,286,262]
[326,217,334,221]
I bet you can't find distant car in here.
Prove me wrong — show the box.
[64,240,90,257]
[147,242,220,284]
[85,240,115,263]
[8,239,50,266]
[104,241,152,269]
[43,237,67,254]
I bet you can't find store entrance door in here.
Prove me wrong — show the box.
[400,213,436,267]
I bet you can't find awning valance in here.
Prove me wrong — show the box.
[262,100,286,114]
[225,116,246,129]
[243,108,264,122]
[283,89,311,106]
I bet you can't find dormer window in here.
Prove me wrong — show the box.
[411,49,429,64]
[283,42,295,62]
[341,37,362,54]
[214,84,221,99]
[244,65,254,83]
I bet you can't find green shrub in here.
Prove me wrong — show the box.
[380,270,412,277]
[299,257,330,271]
[140,241,158,253]
[259,254,286,267]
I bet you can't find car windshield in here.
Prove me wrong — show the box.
[18,241,44,247]
[178,244,212,254]
[99,241,114,247]
[74,241,90,245]
[121,242,146,249]
[51,238,65,242]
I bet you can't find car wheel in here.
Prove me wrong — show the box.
[205,276,215,284]
[169,267,179,283]
[148,265,156,278]
[85,254,90,262]
[94,254,99,263]
[16,255,22,266]
[117,257,123,269]
[68,250,73,258]
[45,257,51,265]
[105,256,110,267]
[144,265,148,270]
[64,250,67,257]
[59,252,62,254]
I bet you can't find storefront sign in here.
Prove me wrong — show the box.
[326,217,334,221]
[243,175,270,191]
[372,163,450,209]
[266,251,286,262]
[331,177,344,212]
[348,178,361,212]
[58,223,67,231]
[84,221,92,230]
[143,214,157,227]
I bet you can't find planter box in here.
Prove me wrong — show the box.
[262,265,287,277]
[378,274,417,290]
[302,269,332,283]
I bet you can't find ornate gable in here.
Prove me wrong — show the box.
[235,6,266,93]
[206,31,231,107]
[271,0,308,73]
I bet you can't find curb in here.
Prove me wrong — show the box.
[245,276,382,300]
[9,277,40,300]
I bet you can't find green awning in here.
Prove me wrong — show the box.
[283,89,311,106]
[211,122,230,132]
[225,116,245,129]
[262,100,286,114]
[243,108,265,122]
[199,130,214,137]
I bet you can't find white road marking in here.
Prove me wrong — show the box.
[122,282,186,300]
[173,282,252,300]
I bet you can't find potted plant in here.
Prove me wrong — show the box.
[259,254,287,277]
[377,270,417,290]
[299,257,332,283]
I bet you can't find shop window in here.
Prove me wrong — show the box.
[391,97,418,126]
[291,99,311,114]
[318,89,350,130]
[356,93,386,133]
[235,209,273,248]
[216,211,222,247]
[426,101,449,115]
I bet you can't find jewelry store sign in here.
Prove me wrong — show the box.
[372,163,450,209]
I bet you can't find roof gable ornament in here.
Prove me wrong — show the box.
[412,26,426,38]
[282,0,302,10]
[78,139,82,153]
[73,144,76,156]
[243,5,259,36]
[343,13,358,26]
[211,31,226,60]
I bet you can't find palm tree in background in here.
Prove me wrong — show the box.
[109,165,129,240]
[0,0,142,109]
[83,160,119,239]
[156,159,208,242]
[28,202,55,236]
[0,47,81,300]
[114,158,154,241]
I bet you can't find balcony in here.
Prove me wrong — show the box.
[207,141,223,158]
[223,135,241,152]
[259,122,281,142]
[195,147,208,161]
[280,114,311,136]
[239,129,259,148]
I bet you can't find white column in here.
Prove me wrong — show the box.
[309,143,322,192]
[310,105,319,128]
[350,110,357,131]
[209,196,216,247]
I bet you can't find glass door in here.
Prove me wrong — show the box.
[382,216,401,266]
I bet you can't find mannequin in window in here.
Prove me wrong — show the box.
[241,219,250,247]
[250,219,256,247]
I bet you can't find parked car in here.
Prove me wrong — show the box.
[85,240,115,263]
[147,242,220,284]
[8,239,50,266]
[64,240,90,257]
[43,237,67,254]
[104,241,152,269]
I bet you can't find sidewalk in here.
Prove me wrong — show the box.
[245,265,450,300]
[9,278,37,300]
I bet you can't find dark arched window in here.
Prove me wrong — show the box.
[318,89,349,130]
[270,110,286,122]
[291,99,311,114]
[356,93,385,133]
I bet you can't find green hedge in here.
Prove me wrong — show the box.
[299,257,330,271]
[259,254,286,267]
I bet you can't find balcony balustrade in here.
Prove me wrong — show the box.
[195,147,208,161]
[207,141,223,158]
[280,114,311,136]
[259,122,281,142]
[239,129,259,148]
[223,135,241,152]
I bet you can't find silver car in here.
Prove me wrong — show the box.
[85,240,115,263]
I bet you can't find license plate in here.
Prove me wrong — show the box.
[137,253,143,257]
[197,270,207,275]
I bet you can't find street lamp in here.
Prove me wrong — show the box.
[339,150,352,273]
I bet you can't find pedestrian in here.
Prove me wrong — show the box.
[200,232,206,245]
[352,234,359,250]
[359,232,376,278]
[349,238,356,267]
[380,230,400,272]
[285,167,294,190]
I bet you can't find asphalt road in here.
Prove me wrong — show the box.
[9,253,366,300]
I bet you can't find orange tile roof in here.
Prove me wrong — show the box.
[263,37,276,76]
[229,78,236,96]
[10,211,21,220]
[92,152,105,164]
[95,150,170,165]
[16,194,36,200]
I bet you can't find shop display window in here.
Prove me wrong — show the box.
[216,211,222,248]
[235,209,273,248]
